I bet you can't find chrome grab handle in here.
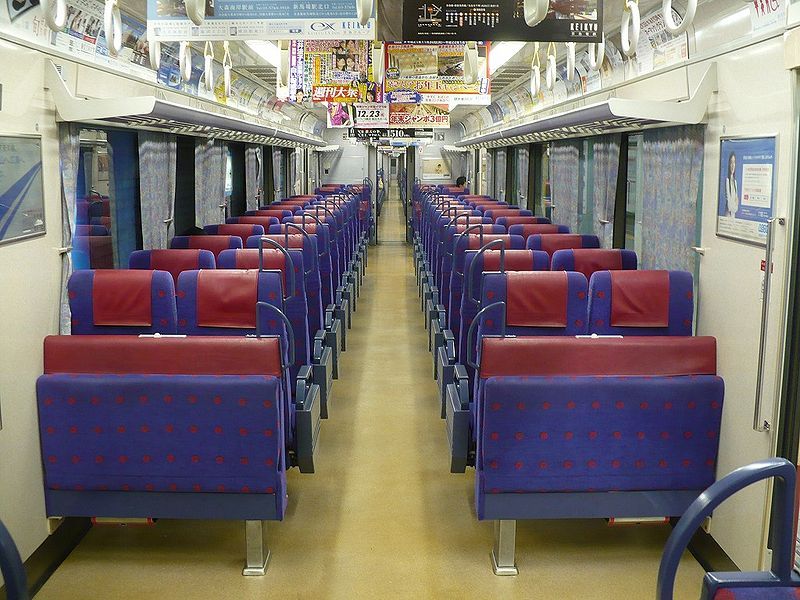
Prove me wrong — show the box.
[753,216,785,432]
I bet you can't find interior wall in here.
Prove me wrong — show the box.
[321,129,367,184]
[415,129,463,183]
[0,42,65,565]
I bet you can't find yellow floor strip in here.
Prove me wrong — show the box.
[37,196,705,599]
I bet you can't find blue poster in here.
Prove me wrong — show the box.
[0,136,45,244]
[717,136,776,244]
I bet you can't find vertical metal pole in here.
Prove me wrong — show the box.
[242,520,270,576]
[491,519,519,576]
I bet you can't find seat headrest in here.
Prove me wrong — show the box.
[551,248,638,279]
[91,270,155,326]
[508,224,567,237]
[75,224,108,236]
[506,271,569,327]
[194,270,259,328]
[230,216,279,228]
[479,336,717,379]
[205,224,264,243]
[527,234,601,256]
[466,234,519,250]
[454,224,504,235]
[481,249,547,272]
[142,249,215,284]
[254,209,293,218]
[43,335,282,377]
[247,234,306,249]
[171,235,243,256]
[495,216,551,227]
[217,248,298,291]
[609,270,670,327]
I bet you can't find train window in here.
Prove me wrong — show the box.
[226,143,246,217]
[625,134,644,256]
[539,145,552,221]
[173,136,196,234]
[74,128,142,270]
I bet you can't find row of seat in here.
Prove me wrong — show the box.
[38,183,373,575]
[409,183,723,575]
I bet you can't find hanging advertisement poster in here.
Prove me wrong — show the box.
[422,157,451,180]
[384,42,491,104]
[716,136,777,246]
[290,40,375,103]
[634,7,689,76]
[147,0,375,41]
[402,0,601,42]
[388,103,450,128]
[749,0,785,32]
[327,102,357,128]
[354,103,390,128]
[0,135,45,245]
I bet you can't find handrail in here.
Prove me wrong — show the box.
[466,302,506,369]
[656,458,797,600]
[0,519,27,600]
[256,301,295,366]
[283,224,318,276]
[449,223,487,260]
[257,237,296,302]
[465,240,506,306]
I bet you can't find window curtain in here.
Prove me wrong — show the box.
[549,140,582,233]
[494,149,507,201]
[59,123,81,335]
[639,125,704,271]
[289,149,298,196]
[195,138,226,227]
[272,147,283,201]
[591,135,621,247]
[245,145,262,211]
[138,131,177,249]
[516,146,530,208]
[484,150,494,198]
[106,130,140,268]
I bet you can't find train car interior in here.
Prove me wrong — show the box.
[4,0,800,598]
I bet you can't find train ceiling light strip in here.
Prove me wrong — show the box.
[456,63,717,148]
[44,61,324,148]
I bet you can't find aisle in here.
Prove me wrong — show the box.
[37,196,705,599]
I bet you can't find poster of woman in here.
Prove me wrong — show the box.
[716,135,776,245]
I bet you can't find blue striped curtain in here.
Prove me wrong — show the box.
[138,131,177,249]
[59,123,81,335]
[549,140,582,232]
[245,145,262,211]
[195,138,226,227]
[591,135,621,246]
[640,125,704,271]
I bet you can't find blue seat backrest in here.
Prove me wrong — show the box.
[525,234,601,265]
[68,270,177,335]
[473,336,723,518]
[458,249,549,365]
[588,270,694,336]
[478,271,589,338]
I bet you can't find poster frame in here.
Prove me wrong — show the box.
[0,132,46,246]
[715,133,778,248]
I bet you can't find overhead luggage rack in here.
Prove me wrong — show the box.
[458,63,717,149]
[44,61,324,148]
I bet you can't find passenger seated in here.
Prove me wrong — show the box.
[588,270,694,336]
[68,269,177,334]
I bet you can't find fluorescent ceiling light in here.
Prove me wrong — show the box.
[246,40,281,67]
[489,41,525,74]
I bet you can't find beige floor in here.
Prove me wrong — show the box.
[36,196,705,599]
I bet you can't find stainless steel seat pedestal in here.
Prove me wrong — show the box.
[491,519,519,576]
[243,520,271,576]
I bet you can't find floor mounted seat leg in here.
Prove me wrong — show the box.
[491,519,518,576]
[243,520,270,576]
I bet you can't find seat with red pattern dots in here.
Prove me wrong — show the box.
[68,270,177,335]
[588,270,695,336]
[35,334,314,571]
[129,249,216,285]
